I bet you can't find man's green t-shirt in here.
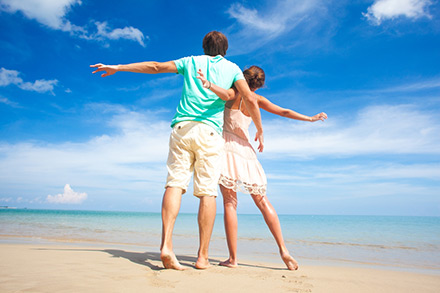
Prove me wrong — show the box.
[172,55,244,134]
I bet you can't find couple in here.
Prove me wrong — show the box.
[91,31,326,271]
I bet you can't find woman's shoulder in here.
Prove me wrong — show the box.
[254,93,265,102]
[255,93,270,107]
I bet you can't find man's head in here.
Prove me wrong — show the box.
[203,31,228,57]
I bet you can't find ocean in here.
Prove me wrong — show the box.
[1,209,439,274]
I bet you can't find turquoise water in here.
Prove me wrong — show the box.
[1,209,439,273]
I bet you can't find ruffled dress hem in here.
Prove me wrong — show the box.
[219,174,267,196]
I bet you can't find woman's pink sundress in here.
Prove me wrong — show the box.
[219,100,267,196]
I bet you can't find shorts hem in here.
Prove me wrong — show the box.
[165,185,187,194]
[194,193,217,198]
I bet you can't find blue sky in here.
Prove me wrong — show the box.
[0,0,439,216]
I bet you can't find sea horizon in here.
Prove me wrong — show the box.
[2,206,439,217]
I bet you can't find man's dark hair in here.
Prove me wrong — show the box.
[203,31,228,57]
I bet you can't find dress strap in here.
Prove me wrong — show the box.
[238,98,244,110]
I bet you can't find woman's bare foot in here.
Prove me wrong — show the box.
[219,259,238,268]
[281,251,299,270]
[195,257,211,269]
[160,250,185,270]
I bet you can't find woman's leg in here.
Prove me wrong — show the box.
[251,193,298,270]
[219,184,239,267]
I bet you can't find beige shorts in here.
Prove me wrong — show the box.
[165,121,225,197]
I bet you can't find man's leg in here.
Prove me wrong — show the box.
[160,186,185,270]
[161,122,194,270]
[195,195,216,269]
[192,122,223,269]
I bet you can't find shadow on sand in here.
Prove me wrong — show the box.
[102,249,202,270]
[33,247,284,271]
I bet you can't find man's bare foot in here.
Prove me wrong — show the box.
[195,257,211,269]
[161,250,185,270]
[219,259,238,268]
[281,251,299,270]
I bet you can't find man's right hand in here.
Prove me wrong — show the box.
[90,64,118,77]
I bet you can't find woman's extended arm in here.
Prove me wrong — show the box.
[258,95,327,122]
[196,69,236,101]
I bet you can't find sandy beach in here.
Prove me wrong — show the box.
[1,242,439,293]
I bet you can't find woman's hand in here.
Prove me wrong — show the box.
[196,69,211,88]
[255,130,264,152]
[310,112,328,122]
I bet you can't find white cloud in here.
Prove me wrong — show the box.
[0,105,171,201]
[0,97,20,108]
[258,104,440,158]
[0,68,58,94]
[0,68,22,86]
[0,0,146,47]
[18,79,59,93]
[268,163,440,184]
[1,97,439,208]
[0,0,81,30]
[227,3,285,34]
[225,0,326,54]
[262,158,440,215]
[363,0,433,24]
[94,21,146,47]
[46,184,87,204]
[0,104,437,187]
[379,77,440,92]
[0,102,439,213]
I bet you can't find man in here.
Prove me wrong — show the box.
[91,31,263,270]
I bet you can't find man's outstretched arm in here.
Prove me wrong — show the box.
[234,79,264,152]
[90,61,178,77]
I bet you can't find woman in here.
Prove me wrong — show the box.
[198,66,327,270]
